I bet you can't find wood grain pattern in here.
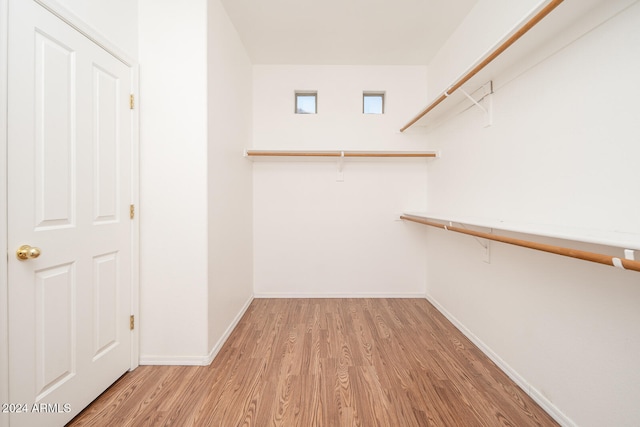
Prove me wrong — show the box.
[68,299,559,426]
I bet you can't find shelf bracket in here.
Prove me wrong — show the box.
[459,81,493,127]
[336,151,345,182]
[453,222,490,250]
[449,221,491,263]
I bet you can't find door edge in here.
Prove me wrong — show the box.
[129,64,140,370]
[1,0,9,424]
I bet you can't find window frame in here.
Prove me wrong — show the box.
[295,91,318,114]
[363,91,385,114]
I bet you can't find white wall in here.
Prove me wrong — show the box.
[253,65,429,150]
[138,0,210,362]
[423,1,640,425]
[252,66,431,296]
[427,0,544,100]
[138,0,254,364]
[207,0,254,356]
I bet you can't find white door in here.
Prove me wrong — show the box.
[7,0,134,425]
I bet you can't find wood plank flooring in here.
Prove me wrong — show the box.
[67,298,559,426]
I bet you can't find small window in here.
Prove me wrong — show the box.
[295,91,317,114]
[363,92,384,114]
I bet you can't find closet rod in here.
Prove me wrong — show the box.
[245,150,437,158]
[343,152,436,158]
[400,0,564,132]
[400,214,640,273]
[247,151,341,157]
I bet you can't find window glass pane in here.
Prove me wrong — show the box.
[363,94,384,114]
[296,94,317,114]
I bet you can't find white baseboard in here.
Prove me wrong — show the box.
[139,354,212,366]
[424,293,575,427]
[140,294,254,366]
[253,292,427,298]
[204,294,254,365]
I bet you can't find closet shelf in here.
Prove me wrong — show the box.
[245,149,439,159]
[402,212,640,250]
[400,0,564,132]
[401,212,640,272]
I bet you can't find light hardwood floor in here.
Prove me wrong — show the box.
[67,298,559,426]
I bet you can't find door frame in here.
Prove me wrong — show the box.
[1,0,10,425]
[0,2,140,424]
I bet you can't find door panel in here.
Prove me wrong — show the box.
[93,65,120,224]
[35,30,75,229]
[92,251,119,358]
[8,1,133,425]
[35,263,75,400]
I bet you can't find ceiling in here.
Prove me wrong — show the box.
[220,0,479,65]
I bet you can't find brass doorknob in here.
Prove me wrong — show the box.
[16,245,41,261]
